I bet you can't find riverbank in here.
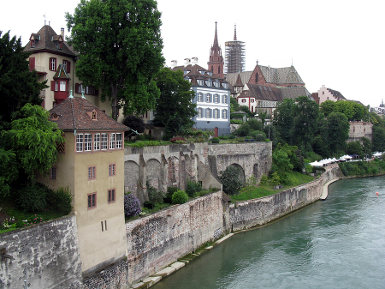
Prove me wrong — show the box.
[128,165,343,289]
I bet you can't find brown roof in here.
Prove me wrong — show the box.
[327,88,345,100]
[234,74,243,87]
[49,97,128,132]
[53,64,70,79]
[239,84,282,101]
[24,25,76,58]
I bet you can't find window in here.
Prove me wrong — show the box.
[222,95,227,103]
[198,93,204,102]
[109,164,116,176]
[198,80,204,86]
[109,133,116,149]
[88,166,96,180]
[50,167,57,180]
[222,109,228,119]
[59,81,66,92]
[241,99,246,103]
[214,94,220,103]
[101,133,108,150]
[87,193,96,209]
[84,134,92,151]
[94,133,100,150]
[54,81,58,92]
[108,189,115,203]
[198,108,203,118]
[49,57,56,71]
[251,99,255,103]
[91,111,97,120]
[206,108,212,118]
[213,109,220,119]
[116,133,122,149]
[206,93,212,103]
[76,134,83,152]
[63,60,70,73]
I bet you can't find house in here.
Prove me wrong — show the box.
[24,25,114,118]
[226,63,311,115]
[173,59,231,136]
[348,121,373,143]
[313,85,346,104]
[39,93,128,274]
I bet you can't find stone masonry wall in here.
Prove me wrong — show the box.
[0,215,82,289]
[125,191,226,284]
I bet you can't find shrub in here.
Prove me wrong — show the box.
[170,136,186,143]
[47,187,72,215]
[124,193,141,218]
[219,166,243,195]
[17,183,49,213]
[147,184,164,204]
[143,201,154,209]
[164,186,178,203]
[211,137,220,144]
[186,180,202,197]
[260,175,269,185]
[171,190,189,204]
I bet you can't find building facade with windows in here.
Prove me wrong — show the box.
[24,25,114,119]
[174,62,231,136]
[39,94,128,274]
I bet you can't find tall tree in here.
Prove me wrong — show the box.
[0,31,44,127]
[66,0,164,119]
[273,98,296,145]
[153,68,196,138]
[324,112,349,154]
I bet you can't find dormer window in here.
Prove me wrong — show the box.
[222,83,228,89]
[31,40,35,48]
[197,79,204,86]
[205,79,212,87]
[199,70,205,75]
[184,70,190,75]
[91,111,97,120]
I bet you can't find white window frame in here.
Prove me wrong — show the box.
[214,94,220,103]
[222,95,227,103]
[109,133,116,149]
[94,133,100,150]
[222,109,228,119]
[60,81,66,92]
[76,134,83,152]
[206,93,212,103]
[206,108,212,118]
[213,109,220,119]
[101,133,108,150]
[116,133,122,149]
[198,107,203,118]
[84,133,92,151]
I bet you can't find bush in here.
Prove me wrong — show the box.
[164,186,178,203]
[47,187,72,215]
[124,193,141,218]
[171,190,189,204]
[143,201,154,209]
[17,183,50,213]
[211,137,220,144]
[219,166,243,195]
[260,175,269,185]
[123,115,145,139]
[147,184,164,204]
[186,180,202,197]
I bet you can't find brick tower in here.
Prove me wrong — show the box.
[208,22,224,79]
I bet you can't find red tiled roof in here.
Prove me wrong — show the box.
[49,97,128,132]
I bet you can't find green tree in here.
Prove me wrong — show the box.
[153,68,196,138]
[230,97,240,113]
[272,145,293,184]
[219,165,243,195]
[372,125,385,152]
[273,98,296,145]
[293,96,320,151]
[0,149,18,198]
[66,0,164,119]
[346,141,363,158]
[0,31,45,126]
[320,100,336,117]
[324,112,349,154]
[3,104,64,183]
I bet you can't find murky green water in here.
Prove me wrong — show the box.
[153,176,385,289]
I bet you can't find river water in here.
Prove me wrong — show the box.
[153,176,385,289]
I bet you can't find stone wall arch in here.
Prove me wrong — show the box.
[228,163,246,184]
[146,159,162,191]
[167,156,179,187]
[124,160,140,194]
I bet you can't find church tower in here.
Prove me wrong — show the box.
[225,25,245,73]
[208,22,224,79]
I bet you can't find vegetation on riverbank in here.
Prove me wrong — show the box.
[339,158,385,177]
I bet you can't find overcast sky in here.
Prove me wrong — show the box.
[1,0,384,107]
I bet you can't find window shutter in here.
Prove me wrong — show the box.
[75,83,79,93]
[51,81,55,91]
[67,61,71,73]
[29,57,35,70]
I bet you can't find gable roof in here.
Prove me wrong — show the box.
[49,97,128,132]
[53,64,70,79]
[226,71,253,87]
[245,84,282,101]
[258,65,304,85]
[280,86,311,99]
[327,88,345,100]
[24,25,76,58]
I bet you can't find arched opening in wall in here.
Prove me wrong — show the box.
[124,161,139,194]
[253,163,259,180]
[167,156,179,187]
[146,159,162,191]
[228,163,246,185]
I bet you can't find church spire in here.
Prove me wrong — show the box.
[234,25,237,41]
[208,22,224,78]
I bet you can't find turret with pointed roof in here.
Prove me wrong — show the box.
[207,22,224,79]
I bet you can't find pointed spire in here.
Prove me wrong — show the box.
[234,25,237,41]
[213,21,219,48]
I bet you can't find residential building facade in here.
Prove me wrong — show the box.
[39,94,128,274]
[313,85,346,104]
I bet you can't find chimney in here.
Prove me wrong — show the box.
[192,57,198,65]
[61,28,64,38]
[171,60,177,68]
[184,58,191,65]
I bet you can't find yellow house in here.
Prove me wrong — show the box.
[40,93,128,274]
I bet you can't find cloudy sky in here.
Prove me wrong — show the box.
[1,0,384,107]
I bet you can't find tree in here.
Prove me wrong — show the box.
[320,100,336,117]
[0,31,45,127]
[66,0,164,119]
[372,125,385,152]
[219,165,243,195]
[324,112,349,154]
[273,98,296,145]
[123,115,145,139]
[272,145,293,184]
[153,68,196,138]
[230,97,240,113]
[2,104,64,183]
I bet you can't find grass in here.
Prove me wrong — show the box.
[231,171,315,202]
[125,140,172,148]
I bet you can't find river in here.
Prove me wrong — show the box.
[153,176,385,289]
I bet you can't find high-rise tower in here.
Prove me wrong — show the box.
[207,22,224,79]
[225,25,245,73]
